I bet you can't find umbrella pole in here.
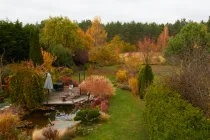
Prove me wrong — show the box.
[48,89,49,95]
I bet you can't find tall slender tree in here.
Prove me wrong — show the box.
[86,16,107,47]
[156,26,170,52]
[29,27,43,65]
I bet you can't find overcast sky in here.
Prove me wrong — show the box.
[0,0,209,24]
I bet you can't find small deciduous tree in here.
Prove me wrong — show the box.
[41,49,57,72]
[137,38,155,64]
[40,16,84,53]
[107,35,136,53]
[165,22,209,59]
[89,47,119,66]
[156,26,170,52]
[86,16,107,47]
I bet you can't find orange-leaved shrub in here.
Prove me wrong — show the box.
[116,70,128,83]
[79,75,115,98]
[0,112,19,139]
[128,77,139,95]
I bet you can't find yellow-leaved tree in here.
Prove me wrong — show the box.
[77,28,94,50]
[41,49,57,72]
[86,16,107,47]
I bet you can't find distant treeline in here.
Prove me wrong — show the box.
[79,18,210,44]
[1,18,210,63]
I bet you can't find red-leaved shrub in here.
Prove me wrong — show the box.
[61,77,72,86]
[100,100,109,112]
[73,80,79,87]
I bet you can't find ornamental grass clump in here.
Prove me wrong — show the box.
[0,112,19,139]
[79,75,115,99]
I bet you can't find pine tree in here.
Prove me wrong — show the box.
[29,27,43,65]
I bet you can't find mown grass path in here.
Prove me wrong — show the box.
[76,88,147,140]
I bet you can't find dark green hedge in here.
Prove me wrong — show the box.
[143,84,210,140]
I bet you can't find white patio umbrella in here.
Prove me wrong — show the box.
[44,72,53,94]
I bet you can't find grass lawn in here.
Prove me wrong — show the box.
[76,88,147,140]
[73,64,172,140]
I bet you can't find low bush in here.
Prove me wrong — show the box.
[116,70,127,83]
[128,77,139,95]
[74,109,100,123]
[143,83,210,140]
[117,83,131,91]
[0,112,19,139]
[79,75,115,99]
[100,100,109,112]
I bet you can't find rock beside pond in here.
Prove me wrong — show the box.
[52,120,80,130]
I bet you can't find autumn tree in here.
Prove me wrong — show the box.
[77,28,94,50]
[165,22,209,58]
[86,16,107,47]
[107,35,124,53]
[41,49,57,72]
[107,35,136,53]
[138,38,155,64]
[156,26,170,52]
[29,27,43,65]
[48,44,73,67]
[40,16,85,53]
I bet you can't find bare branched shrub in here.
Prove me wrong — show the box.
[167,46,210,116]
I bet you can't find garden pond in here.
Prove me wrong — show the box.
[22,106,78,129]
